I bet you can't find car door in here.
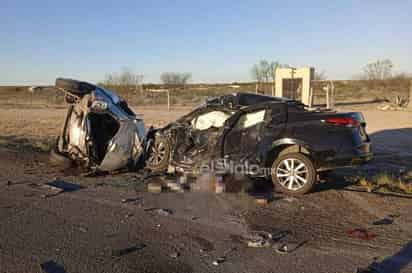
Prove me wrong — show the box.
[223,103,287,164]
[175,109,231,163]
[223,108,268,162]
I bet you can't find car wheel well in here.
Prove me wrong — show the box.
[266,144,311,167]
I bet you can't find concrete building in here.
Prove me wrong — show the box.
[275,67,314,105]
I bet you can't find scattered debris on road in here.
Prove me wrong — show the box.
[212,256,226,266]
[347,228,377,241]
[28,179,83,198]
[388,213,400,219]
[125,213,134,219]
[121,197,141,203]
[166,181,184,192]
[274,240,308,255]
[255,197,270,205]
[40,260,67,273]
[356,264,381,273]
[156,208,173,216]
[242,230,289,249]
[248,239,271,248]
[212,247,237,266]
[169,251,180,259]
[147,182,162,193]
[78,226,88,233]
[112,243,146,257]
[282,196,298,203]
[373,218,394,225]
[275,244,289,255]
[245,231,272,248]
[48,179,83,192]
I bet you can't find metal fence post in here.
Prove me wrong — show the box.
[167,90,170,112]
[309,87,313,108]
[326,84,330,109]
[409,80,412,109]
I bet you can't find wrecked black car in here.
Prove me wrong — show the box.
[145,92,373,194]
[50,78,145,172]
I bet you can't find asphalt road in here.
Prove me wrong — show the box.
[0,149,411,273]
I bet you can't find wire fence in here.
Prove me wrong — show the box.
[0,79,410,109]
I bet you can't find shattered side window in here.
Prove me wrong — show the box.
[235,110,266,129]
[192,111,231,130]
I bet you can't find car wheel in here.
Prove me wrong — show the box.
[146,136,171,172]
[271,153,316,195]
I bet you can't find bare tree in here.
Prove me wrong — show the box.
[104,67,140,87]
[251,64,264,83]
[363,59,393,80]
[160,72,192,89]
[251,60,284,94]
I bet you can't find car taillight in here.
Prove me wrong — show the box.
[324,117,360,127]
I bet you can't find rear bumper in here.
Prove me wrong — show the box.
[317,142,373,171]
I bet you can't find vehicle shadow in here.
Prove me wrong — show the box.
[369,128,412,157]
[313,172,353,193]
[313,128,412,194]
[359,240,412,273]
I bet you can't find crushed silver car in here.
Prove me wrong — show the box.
[50,78,145,172]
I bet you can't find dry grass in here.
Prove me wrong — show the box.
[357,172,412,194]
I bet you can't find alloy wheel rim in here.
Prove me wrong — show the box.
[148,141,166,165]
[275,158,308,191]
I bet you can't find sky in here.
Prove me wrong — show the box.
[1,0,411,85]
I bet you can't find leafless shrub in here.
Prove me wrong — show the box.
[160,72,192,89]
[362,59,393,80]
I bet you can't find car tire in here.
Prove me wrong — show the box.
[145,136,171,173]
[55,78,95,96]
[271,152,316,195]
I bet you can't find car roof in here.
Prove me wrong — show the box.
[204,92,297,108]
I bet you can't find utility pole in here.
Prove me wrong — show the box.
[330,80,335,109]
